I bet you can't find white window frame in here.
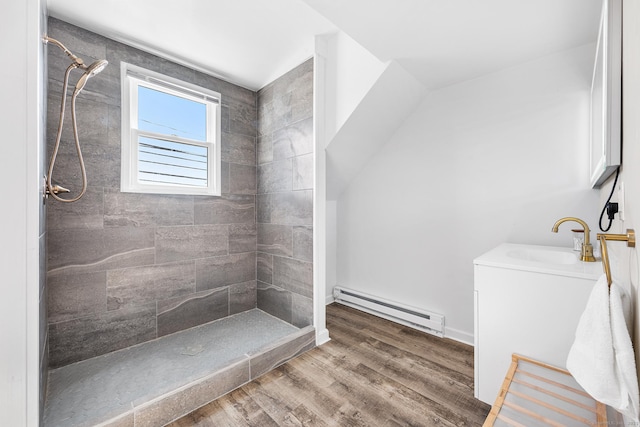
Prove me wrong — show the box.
[121,62,221,196]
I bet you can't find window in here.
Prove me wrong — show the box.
[121,62,221,196]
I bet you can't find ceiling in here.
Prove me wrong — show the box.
[47,0,603,91]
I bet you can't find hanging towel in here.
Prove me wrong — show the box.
[566,274,639,421]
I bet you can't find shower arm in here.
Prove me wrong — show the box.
[43,36,85,68]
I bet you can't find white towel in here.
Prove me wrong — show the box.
[566,274,639,421]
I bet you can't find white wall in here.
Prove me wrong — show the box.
[623,0,640,376]
[0,0,44,424]
[336,44,600,340]
[597,0,640,379]
[325,32,386,140]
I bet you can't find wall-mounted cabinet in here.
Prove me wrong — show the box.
[590,0,622,188]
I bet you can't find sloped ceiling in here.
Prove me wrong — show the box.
[303,0,602,90]
[47,0,602,91]
[46,0,337,90]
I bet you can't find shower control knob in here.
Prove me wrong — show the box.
[49,184,71,195]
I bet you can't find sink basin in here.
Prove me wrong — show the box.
[506,248,578,265]
[474,243,602,280]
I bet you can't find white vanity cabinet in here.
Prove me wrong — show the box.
[473,243,602,405]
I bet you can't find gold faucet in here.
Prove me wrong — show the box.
[551,217,596,262]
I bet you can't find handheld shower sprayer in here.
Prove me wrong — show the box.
[74,59,109,95]
[75,60,108,93]
[43,36,108,203]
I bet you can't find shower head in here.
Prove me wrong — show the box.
[43,36,108,95]
[74,59,109,95]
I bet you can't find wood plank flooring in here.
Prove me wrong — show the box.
[169,303,491,427]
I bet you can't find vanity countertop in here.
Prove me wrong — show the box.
[473,243,603,280]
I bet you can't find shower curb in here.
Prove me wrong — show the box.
[92,326,316,427]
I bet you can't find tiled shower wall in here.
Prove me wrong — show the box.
[46,18,259,368]
[256,59,314,327]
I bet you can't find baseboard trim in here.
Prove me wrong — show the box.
[444,327,474,346]
[315,328,331,345]
[327,289,473,346]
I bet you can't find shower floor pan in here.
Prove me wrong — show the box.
[44,309,315,427]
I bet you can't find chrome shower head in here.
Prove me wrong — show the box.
[74,59,109,95]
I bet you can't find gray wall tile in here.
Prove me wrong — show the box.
[229,163,257,195]
[48,227,155,274]
[257,134,273,165]
[257,100,275,137]
[47,188,104,231]
[270,92,293,132]
[292,294,313,328]
[257,282,292,324]
[256,194,271,224]
[230,281,258,315]
[257,224,293,256]
[221,105,230,133]
[272,117,313,160]
[257,252,273,284]
[47,95,109,150]
[270,191,313,226]
[107,261,195,310]
[48,271,107,323]
[104,191,194,227]
[293,153,313,191]
[258,160,293,194]
[46,148,120,194]
[156,225,229,264]
[274,58,313,99]
[256,59,314,328]
[273,256,313,298]
[107,105,121,149]
[290,86,314,125]
[196,252,256,291]
[229,224,257,254]
[221,161,231,194]
[257,83,274,108]
[222,132,256,166]
[229,99,257,137]
[48,304,156,368]
[157,288,229,337]
[194,195,254,225]
[292,226,313,262]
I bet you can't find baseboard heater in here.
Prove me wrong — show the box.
[333,286,444,337]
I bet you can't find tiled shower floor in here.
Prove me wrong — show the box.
[44,309,311,427]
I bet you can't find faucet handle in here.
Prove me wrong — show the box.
[551,217,596,262]
[580,242,596,262]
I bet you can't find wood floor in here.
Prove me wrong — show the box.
[169,304,491,427]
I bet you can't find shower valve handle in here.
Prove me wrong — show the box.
[48,184,70,195]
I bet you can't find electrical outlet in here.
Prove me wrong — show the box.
[618,181,625,221]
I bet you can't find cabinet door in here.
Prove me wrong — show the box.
[474,265,592,404]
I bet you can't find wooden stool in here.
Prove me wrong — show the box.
[483,354,618,426]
